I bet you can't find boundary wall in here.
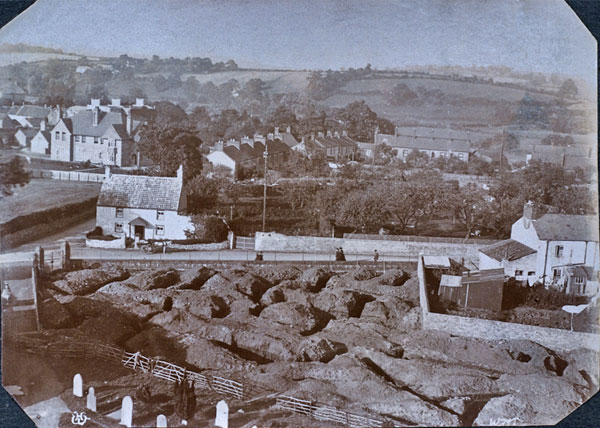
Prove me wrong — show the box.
[255,232,486,262]
[417,254,600,352]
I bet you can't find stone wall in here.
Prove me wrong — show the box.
[255,232,484,262]
[86,236,126,249]
[417,254,600,352]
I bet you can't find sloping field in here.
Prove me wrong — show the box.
[0,179,101,223]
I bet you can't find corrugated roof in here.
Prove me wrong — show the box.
[376,133,470,152]
[440,275,462,287]
[533,214,599,242]
[98,174,183,211]
[480,239,536,262]
[461,268,505,285]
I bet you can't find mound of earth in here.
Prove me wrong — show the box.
[51,267,129,295]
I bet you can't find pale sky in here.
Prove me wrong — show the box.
[0,0,596,80]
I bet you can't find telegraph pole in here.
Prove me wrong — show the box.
[262,149,268,232]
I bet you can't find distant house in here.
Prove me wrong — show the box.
[272,126,299,148]
[526,144,596,170]
[50,99,144,166]
[30,120,51,154]
[373,126,471,161]
[96,166,193,240]
[15,127,38,148]
[8,105,52,128]
[207,131,291,174]
[0,113,19,146]
[311,131,358,160]
[0,80,25,104]
[479,201,600,292]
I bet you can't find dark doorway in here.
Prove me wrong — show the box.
[134,225,145,239]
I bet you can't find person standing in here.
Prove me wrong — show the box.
[373,250,379,262]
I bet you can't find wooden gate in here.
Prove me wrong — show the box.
[235,236,255,250]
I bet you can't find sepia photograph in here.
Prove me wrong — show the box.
[0,0,598,426]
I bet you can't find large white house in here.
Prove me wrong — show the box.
[479,202,599,294]
[96,166,193,240]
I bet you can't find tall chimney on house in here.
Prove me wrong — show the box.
[326,130,332,137]
[286,126,291,134]
[274,126,279,136]
[126,113,132,135]
[111,98,121,107]
[105,165,111,180]
[395,126,398,137]
[523,201,543,220]
[93,107,99,126]
[317,131,324,138]
[177,164,184,181]
[40,119,46,131]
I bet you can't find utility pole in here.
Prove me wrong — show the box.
[262,149,269,232]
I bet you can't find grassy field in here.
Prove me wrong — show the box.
[0,179,101,223]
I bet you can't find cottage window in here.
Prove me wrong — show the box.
[403,150,409,156]
[94,137,99,144]
[515,270,523,276]
[553,268,561,279]
[156,210,165,220]
[55,131,60,140]
[74,135,80,143]
[458,153,464,159]
[555,245,564,257]
[61,132,66,141]
[156,225,165,236]
[574,276,585,285]
[527,271,535,276]
[116,207,124,218]
[114,222,123,233]
[102,138,108,145]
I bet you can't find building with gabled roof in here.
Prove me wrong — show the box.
[479,201,599,292]
[9,105,52,127]
[526,144,596,170]
[96,166,193,240]
[374,126,471,161]
[50,102,140,166]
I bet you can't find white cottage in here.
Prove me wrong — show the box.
[479,202,600,289]
[96,166,193,240]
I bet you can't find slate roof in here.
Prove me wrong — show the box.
[376,133,470,152]
[17,128,38,139]
[480,239,536,262]
[98,174,183,210]
[565,265,594,280]
[0,114,18,129]
[393,126,472,141]
[70,110,129,138]
[276,131,299,148]
[314,136,358,150]
[13,105,51,118]
[532,214,599,242]
[36,130,51,142]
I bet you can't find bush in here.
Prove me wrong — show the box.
[524,287,588,310]
[87,234,119,241]
[186,215,229,243]
[86,226,103,238]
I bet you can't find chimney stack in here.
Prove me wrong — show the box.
[104,165,111,180]
[177,165,184,181]
[334,131,340,138]
[135,98,144,107]
[523,201,543,220]
[40,119,46,131]
[326,130,332,137]
[111,98,121,107]
[274,126,279,135]
[395,126,398,137]
[317,131,324,138]
[286,126,291,133]
[93,107,99,126]
[342,130,348,137]
[214,140,224,151]
[126,114,132,135]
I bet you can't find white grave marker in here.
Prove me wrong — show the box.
[156,414,167,427]
[73,374,83,397]
[86,387,96,412]
[215,400,229,428]
[120,395,133,427]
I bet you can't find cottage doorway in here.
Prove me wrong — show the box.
[134,225,145,239]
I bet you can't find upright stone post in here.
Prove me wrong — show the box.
[156,414,167,427]
[120,395,133,427]
[35,246,44,271]
[86,387,96,412]
[61,241,71,271]
[228,231,235,249]
[73,374,83,397]
[215,400,229,428]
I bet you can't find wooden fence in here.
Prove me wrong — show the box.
[16,335,388,427]
[276,396,383,428]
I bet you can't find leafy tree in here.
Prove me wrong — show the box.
[336,190,390,232]
[558,78,578,99]
[447,184,489,239]
[185,176,220,213]
[280,181,320,210]
[328,100,394,141]
[388,83,418,106]
[0,157,30,196]
[373,143,396,165]
[154,101,188,123]
[137,124,203,181]
[186,215,229,242]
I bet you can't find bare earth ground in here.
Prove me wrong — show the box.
[0,179,101,223]
[3,263,599,427]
